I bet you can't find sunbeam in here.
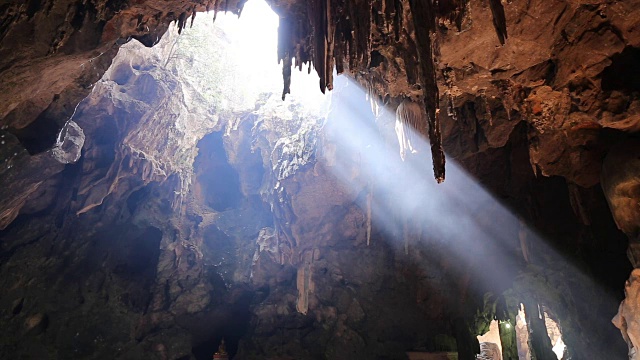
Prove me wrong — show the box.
[321,74,622,358]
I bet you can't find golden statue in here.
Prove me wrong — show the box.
[213,338,228,359]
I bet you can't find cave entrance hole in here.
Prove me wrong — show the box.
[158,0,330,113]
[91,1,330,358]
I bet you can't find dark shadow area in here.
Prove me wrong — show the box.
[190,290,254,360]
[10,111,62,154]
[368,50,385,68]
[602,46,640,93]
[127,185,151,214]
[112,226,163,311]
[194,132,243,211]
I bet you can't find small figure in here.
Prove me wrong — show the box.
[213,338,229,359]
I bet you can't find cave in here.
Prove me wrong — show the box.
[1,0,640,359]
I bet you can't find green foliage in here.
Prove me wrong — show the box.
[433,334,458,351]
[163,18,246,112]
[472,292,498,336]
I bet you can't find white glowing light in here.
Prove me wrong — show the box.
[214,0,281,93]
[552,337,566,359]
[505,323,511,329]
[211,0,327,111]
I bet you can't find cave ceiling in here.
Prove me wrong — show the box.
[0,0,638,240]
[1,0,639,183]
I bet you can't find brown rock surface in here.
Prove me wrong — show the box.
[614,269,640,360]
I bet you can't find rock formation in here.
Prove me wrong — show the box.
[614,269,640,360]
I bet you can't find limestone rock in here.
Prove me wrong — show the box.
[0,125,81,229]
[602,140,640,240]
[51,120,85,164]
[614,269,640,360]
[477,342,502,360]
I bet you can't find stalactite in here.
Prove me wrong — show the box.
[366,83,379,118]
[408,0,446,182]
[306,0,333,93]
[278,17,293,100]
[395,99,424,161]
[393,0,403,42]
[177,12,188,34]
[437,0,469,31]
[240,2,249,17]
[281,55,293,100]
[212,0,220,22]
[489,0,508,45]
[272,0,496,183]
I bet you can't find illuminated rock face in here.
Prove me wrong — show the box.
[476,342,501,360]
[614,269,640,360]
[602,140,640,265]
